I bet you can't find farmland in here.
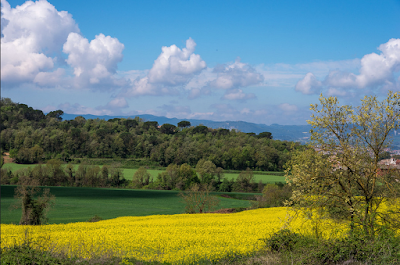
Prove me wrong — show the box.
[0,207,333,264]
[0,185,254,224]
[2,162,285,183]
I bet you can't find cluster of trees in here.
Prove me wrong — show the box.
[133,160,265,193]
[1,160,127,188]
[1,159,265,193]
[0,98,299,171]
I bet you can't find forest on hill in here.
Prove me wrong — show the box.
[0,98,301,171]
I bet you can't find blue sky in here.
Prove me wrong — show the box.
[1,0,400,125]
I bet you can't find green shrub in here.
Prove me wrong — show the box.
[264,227,400,265]
[87,215,103,222]
[264,229,307,252]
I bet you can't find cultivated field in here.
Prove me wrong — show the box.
[1,185,254,224]
[2,163,286,183]
[1,207,324,263]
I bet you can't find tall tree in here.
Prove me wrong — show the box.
[178,120,191,128]
[286,91,400,237]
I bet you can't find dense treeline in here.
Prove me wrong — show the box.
[0,159,266,193]
[0,98,301,171]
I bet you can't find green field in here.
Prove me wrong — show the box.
[3,163,286,183]
[1,185,256,224]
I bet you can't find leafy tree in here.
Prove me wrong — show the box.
[143,121,159,130]
[233,167,255,192]
[178,120,191,128]
[179,163,200,190]
[285,92,400,237]
[179,183,219,213]
[132,167,151,188]
[14,177,55,225]
[258,131,273,139]
[192,125,208,135]
[123,118,138,129]
[196,159,217,185]
[46,110,64,121]
[160,123,176,134]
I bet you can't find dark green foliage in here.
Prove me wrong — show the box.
[255,183,292,208]
[265,229,306,252]
[87,215,103,222]
[264,227,400,265]
[1,161,127,188]
[258,131,273,139]
[143,121,158,130]
[160,123,176,134]
[193,125,209,134]
[131,166,151,188]
[177,120,191,128]
[14,178,55,225]
[46,110,64,121]
[0,98,300,171]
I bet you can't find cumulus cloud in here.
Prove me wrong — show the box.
[1,0,79,86]
[210,58,264,90]
[295,38,400,95]
[33,68,66,87]
[295,72,323,94]
[63,32,125,87]
[1,0,126,90]
[326,38,400,89]
[125,38,206,96]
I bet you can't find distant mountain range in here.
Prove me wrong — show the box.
[62,113,312,143]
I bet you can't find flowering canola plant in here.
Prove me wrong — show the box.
[1,207,341,263]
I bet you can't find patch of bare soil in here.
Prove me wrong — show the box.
[3,152,13,164]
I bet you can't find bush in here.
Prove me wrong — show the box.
[264,229,307,252]
[264,227,400,265]
[255,183,292,208]
[87,215,103,222]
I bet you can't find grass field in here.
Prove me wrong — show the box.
[2,163,286,183]
[1,185,255,224]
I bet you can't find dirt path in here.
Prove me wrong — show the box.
[3,152,13,164]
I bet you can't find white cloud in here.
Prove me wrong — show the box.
[298,38,400,94]
[222,89,256,101]
[327,87,348,97]
[184,58,264,100]
[278,103,298,112]
[125,38,206,96]
[292,38,400,96]
[33,68,66,87]
[295,72,323,94]
[106,97,128,109]
[148,38,206,84]
[210,58,264,90]
[63,32,125,87]
[1,0,79,86]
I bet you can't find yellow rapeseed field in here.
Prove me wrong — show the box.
[0,207,343,263]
